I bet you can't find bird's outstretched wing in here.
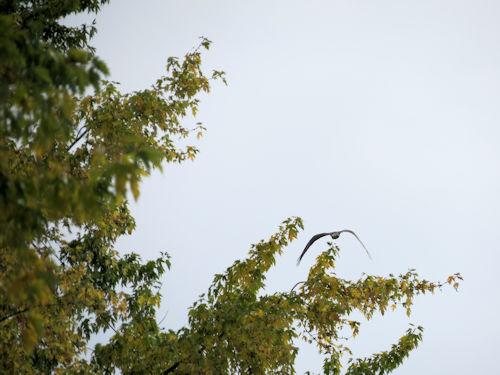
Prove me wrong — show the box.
[338,229,372,260]
[297,232,331,265]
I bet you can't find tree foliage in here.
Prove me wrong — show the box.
[0,1,460,374]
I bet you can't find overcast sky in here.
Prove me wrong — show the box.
[78,0,499,373]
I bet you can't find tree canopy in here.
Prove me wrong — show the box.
[0,1,460,374]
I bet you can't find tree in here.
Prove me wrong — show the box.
[0,1,460,373]
[90,217,460,375]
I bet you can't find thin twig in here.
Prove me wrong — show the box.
[290,281,306,293]
[0,308,29,323]
[158,310,168,325]
[67,127,90,151]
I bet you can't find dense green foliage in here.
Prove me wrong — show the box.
[0,1,460,373]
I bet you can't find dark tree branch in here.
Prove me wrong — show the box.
[67,127,89,151]
[0,307,29,323]
[163,361,180,374]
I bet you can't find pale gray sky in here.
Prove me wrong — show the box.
[80,0,500,373]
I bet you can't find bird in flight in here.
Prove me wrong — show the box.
[297,229,371,265]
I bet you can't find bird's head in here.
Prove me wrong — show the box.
[330,232,340,239]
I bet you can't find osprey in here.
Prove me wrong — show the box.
[297,229,371,265]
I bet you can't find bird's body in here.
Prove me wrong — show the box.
[297,229,371,264]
